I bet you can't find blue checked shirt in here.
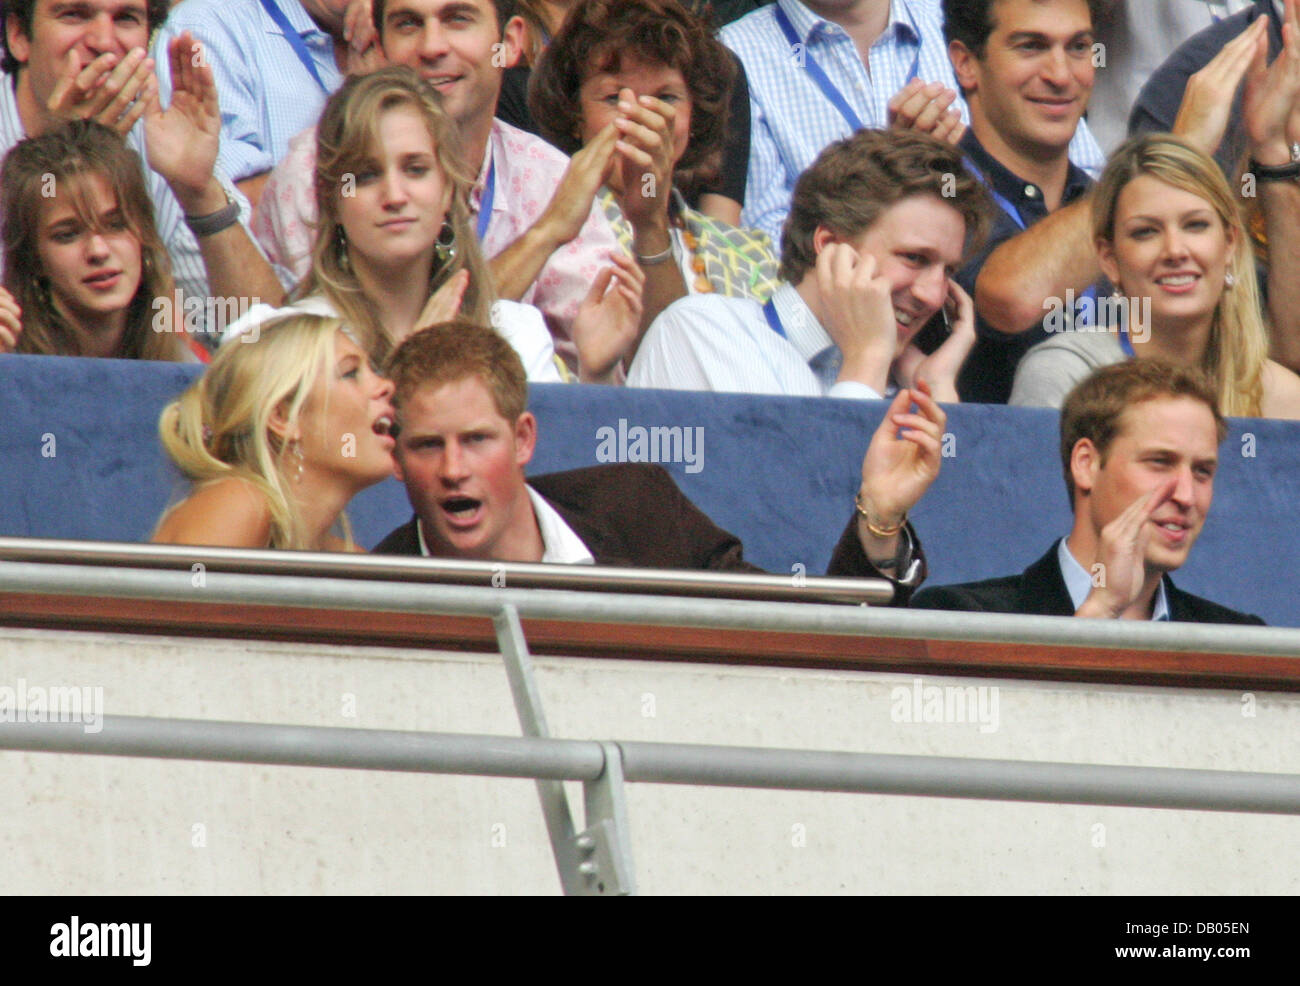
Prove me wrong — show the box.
[0,70,262,328]
[722,0,1106,245]
[153,0,344,183]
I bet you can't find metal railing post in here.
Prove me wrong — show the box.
[494,604,635,895]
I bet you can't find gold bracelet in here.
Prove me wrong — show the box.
[854,490,906,537]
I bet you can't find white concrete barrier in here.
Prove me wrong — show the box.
[1,626,1296,894]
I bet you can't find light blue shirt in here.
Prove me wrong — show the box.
[0,70,259,328]
[154,0,344,183]
[1056,537,1170,621]
[721,0,1106,244]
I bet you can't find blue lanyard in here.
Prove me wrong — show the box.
[1117,321,1136,357]
[962,156,1027,231]
[962,155,1100,324]
[475,158,496,241]
[773,5,919,133]
[259,0,330,94]
[763,297,786,338]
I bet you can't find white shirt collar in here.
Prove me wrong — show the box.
[525,485,596,564]
[1056,538,1170,621]
[414,484,595,565]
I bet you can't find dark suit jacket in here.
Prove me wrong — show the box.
[910,543,1265,625]
[374,463,919,602]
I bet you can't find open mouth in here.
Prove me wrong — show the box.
[440,496,482,527]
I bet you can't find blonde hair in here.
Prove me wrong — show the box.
[158,314,346,550]
[300,66,495,366]
[1093,133,1267,418]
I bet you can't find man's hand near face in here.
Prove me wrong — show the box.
[816,242,897,396]
[1074,480,1177,619]
[343,0,383,76]
[46,46,157,136]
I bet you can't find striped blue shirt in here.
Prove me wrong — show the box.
[153,0,344,183]
[721,0,1106,245]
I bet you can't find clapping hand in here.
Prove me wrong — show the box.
[573,251,645,383]
[888,79,965,145]
[47,47,157,136]
[143,33,222,211]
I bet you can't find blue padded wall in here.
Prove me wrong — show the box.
[1,354,1295,626]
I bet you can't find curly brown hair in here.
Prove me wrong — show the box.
[526,0,734,180]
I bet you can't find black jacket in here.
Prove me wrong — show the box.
[910,543,1265,625]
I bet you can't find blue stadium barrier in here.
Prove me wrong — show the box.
[2,353,1295,626]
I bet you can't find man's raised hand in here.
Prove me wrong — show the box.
[47,47,156,136]
[1075,481,1175,619]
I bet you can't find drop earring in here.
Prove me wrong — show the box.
[433,220,457,269]
[292,440,304,483]
[335,225,351,274]
[1224,271,1236,289]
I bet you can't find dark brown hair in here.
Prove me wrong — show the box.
[942,0,1105,59]
[527,0,734,182]
[2,0,171,74]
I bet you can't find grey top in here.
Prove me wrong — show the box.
[1009,331,1126,409]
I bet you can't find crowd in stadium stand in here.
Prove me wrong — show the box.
[0,0,1291,624]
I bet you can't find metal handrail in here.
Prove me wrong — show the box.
[2,714,1298,816]
[3,557,1300,656]
[0,536,893,606]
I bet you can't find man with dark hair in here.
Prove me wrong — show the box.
[720,0,1104,245]
[912,360,1264,623]
[941,0,1106,405]
[150,0,386,205]
[253,0,617,360]
[0,0,283,321]
[628,128,989,402]
[376,319,943,599]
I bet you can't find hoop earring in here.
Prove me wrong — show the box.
[433,220,457,270]
[335,225,351,275]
